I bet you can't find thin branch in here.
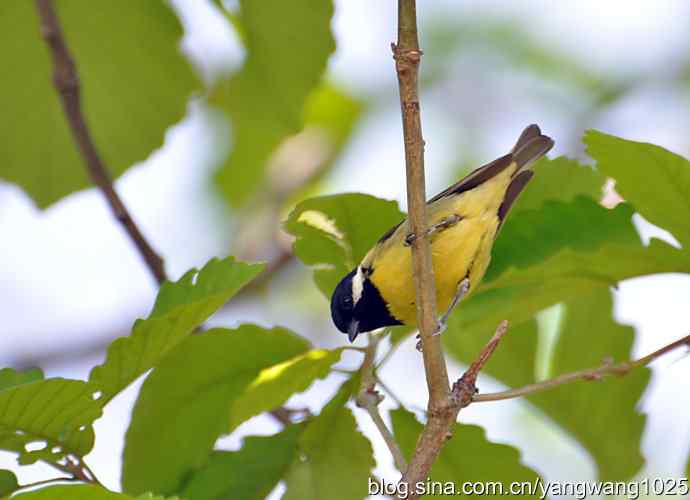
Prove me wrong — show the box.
[77,457,103,487]
[15,477,80,493]
[399,322,510,498]
[35,0,166,285]
[374,372,405,408]
[356,335,408,472]
[473,333,690,403]
[393,1,468,495]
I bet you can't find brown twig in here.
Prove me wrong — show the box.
[356,335,408,472]
[398,321,510,498]
[35,0,166,285]
[48,454,102,486]
[473,332,690,403]
[15,477,80,493]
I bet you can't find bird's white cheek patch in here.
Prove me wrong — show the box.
[352,266,365,305]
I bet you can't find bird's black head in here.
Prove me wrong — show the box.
[330,267,402,342]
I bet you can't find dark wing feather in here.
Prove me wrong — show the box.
[498,170,533,224]
[376,125,553,245]
[428,125,553,205]
[427,154,514,204]
[511,124,543,153]
[376,219,403,244]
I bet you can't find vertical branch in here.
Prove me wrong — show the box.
[393,2,456,496]
[35,0,166,285]
[393,0,450,409]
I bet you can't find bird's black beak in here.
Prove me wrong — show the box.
[347,320,360,343]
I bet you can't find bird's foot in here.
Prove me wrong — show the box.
[432,319,447,337]
[404,214,463,246]
[438,277,471,326]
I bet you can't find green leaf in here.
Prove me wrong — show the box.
[0,368,43,392]
[12,484,179,499]
[0,1,197,208]
[458,198,690,337]
[283,378,374,500]
[461,239,690,338]
[446,289,649,480]
[0,379,102,466]
[181,426,302,500]
[228,348,343,433]
[284,193,405,296]
[135,494,180,500]
[488,198,638,282]
[391,408,540,497]
[585,130,690,246]
[122,325,310,496]
[0,470,18,496]
[213,0,335,207]
[89,257,264,403]
[513,156,605,212]
[534,289,648,480]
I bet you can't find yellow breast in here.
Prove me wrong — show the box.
[367,166,514,325]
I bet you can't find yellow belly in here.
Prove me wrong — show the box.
[369,214,498,324]
[367,166,512,325]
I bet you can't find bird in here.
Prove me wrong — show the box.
[330,124,554,342]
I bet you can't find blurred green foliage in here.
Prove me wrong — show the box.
[212,0,335,207]
[1,0,690,498]
[391,408,540,497]
[0,1,196,207]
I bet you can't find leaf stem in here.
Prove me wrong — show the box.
[356,335,408,472]
[35,0,167,285]
[16,477,80,492]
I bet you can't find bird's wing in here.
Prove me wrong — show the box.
[429,124,553,205]
[368,124,553,256]
[498,170,533,224]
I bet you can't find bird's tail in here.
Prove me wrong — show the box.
[510,124,554,174]
[427,124,553,205]
[497,125,554,224]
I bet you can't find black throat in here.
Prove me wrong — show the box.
[355,277,403,333]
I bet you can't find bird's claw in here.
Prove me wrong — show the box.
[432,320,447,337]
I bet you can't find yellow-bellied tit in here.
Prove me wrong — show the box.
[331,124,554,342]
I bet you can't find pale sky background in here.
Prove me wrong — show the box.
[1,1,689,498]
